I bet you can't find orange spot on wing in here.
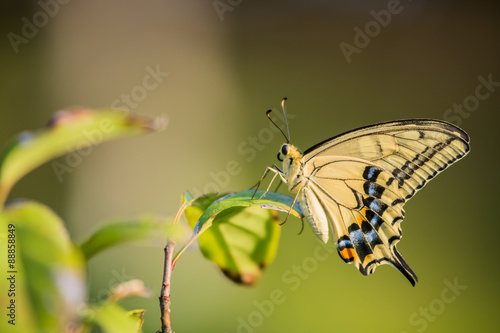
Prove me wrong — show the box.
[339,248,357,262]
[355,209,366,226]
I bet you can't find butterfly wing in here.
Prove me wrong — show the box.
[303,119,470,201]
[300,119,470,285]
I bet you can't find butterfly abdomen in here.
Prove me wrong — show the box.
[297,186,330,243]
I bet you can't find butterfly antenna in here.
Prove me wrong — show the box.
[266,110,289,143]
[280,97,291,142]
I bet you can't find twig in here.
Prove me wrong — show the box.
[158,240,176,333]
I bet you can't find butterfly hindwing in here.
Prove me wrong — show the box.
[300,157,417,284]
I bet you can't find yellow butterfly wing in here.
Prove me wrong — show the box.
[299,119,470,285]
[303,119,470,201]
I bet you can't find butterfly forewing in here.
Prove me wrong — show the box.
[303,120,470,201]
[293,119,469,285]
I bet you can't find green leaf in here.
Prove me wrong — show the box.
[0,200,86,333]
[127,309,146,332]
[0,109,163,207]
[84,302,145,333]
[80,216,180,260]
[181,190,303,285]
[190,190,302,237]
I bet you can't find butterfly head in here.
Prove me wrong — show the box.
[277,143,303,176]
[267,98,303,179]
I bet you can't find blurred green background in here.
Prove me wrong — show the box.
[1,1,499,332]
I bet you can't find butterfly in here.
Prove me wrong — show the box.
[257,98,470,286]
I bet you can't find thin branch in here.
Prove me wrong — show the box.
[158,240,176,333]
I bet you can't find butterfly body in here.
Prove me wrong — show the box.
[270,114,470,286]
[278,144,332,243]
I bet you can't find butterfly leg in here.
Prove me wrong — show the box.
[297,217,305,235]
[249,167,271,193]
[251,166,287,201]
[274,179,284,192]
[279,191,301,226]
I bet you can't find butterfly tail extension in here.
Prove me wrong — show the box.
[337,223,418,286]
[334,207,418,286]
[391,246,418,286]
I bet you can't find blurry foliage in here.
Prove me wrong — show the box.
[0,109,296,332]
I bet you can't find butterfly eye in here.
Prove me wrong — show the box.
[281,144,289,156]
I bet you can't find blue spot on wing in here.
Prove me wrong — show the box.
[363,166,381,181]
[363,197,388,215]
[348,223,373,263]
[363,182,385,199]
[365,210,383,230]
[338,239,352,249]
[365,229,378,243]
[361,221,383,248]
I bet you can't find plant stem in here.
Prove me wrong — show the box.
[159,240,176,333]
